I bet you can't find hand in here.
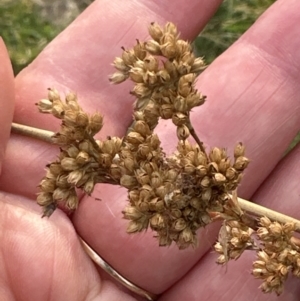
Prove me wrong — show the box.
[0,0,299,300]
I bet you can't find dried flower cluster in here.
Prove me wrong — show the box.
[36,21,300,295]
[215,214,300,295]
[37,22,249,249]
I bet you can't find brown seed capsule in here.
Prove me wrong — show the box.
[89,112,103,134]
[200,176,211,188]
[213,173,227,185]
[39,178,56,193]
[48,88,60,101]
[177,124,190,140]
[135,170,150,185]
[208,162,219,173]
[164,22,177,36]
[145,39,161,54]
[123,206,143,220]
[186,92,206,109]
[66,145,79,158]
[129,67,144,83]
[155,200,165,212]
[137,144,151,158]
[178,227,195,247]
[149,134,160,149]
[155,185,168,199]
[143,71,158,85]
[131,84,151,98]
[37,192,53,206]
[126,131,145,145]
[52,187,70,200]
[158,103,173,119]
[225,167,237,180]
[234,156,250,171]
[149,197,159,211]
[65,92,77,103]
[109,71,128,84]
[120,175,137,189]
[37,98,53,113]
[61,157,79,171]
[218,158,231,173]
[144,56,159,72]
[161,42,177,59]
[99,153,112,169]
[133,41,147,60]
[190,197,201,210]
[150,213,165,230]
[101,140,115,155]
[84,178,95,194]
[122,49,136,66]
[76,112,89,127]
[136,201,149,213]
[178,74,195,96]
[174,96,188,113]
[148,22,164,41]
[172,112,188,126]
[176,40,192,54]
[127,220,145,233]
[79,140,94,153]
[157,69,171,83]
[184,163,195,174]
[191,57,206,73]
[49,162,63,176]
[68,170,84,185]
[165,169,178,182]
[234,143,246,158]
[209,147,223,164]
[134,120,151,136]
[173,218,187,232]
[151,171,163,188]
[128,190,140,204]
[76,151,90,165]
[202,188,212,202]
[56,174,70,189]
[66,192,79,210]
[113,57,129,72]
[52,104,65,119]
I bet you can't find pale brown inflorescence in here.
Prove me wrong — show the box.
[110,22,249,248]
[252,217,300,295]
[36,89,122,216]
[215,215,300,295]
[35,21,300,295]
[37,22,249,249]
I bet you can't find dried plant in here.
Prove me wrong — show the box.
[34,22,300,295]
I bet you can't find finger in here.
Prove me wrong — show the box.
[0,192,137,301]
[186,0,300,198]
[74,0,300,294]
[0,38,14,172]
[2,0,222,197]
[159,145,300,301]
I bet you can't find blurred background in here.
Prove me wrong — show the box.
[0,0,275,74]
[0,0,298,149]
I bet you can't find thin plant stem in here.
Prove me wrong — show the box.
[11,122,300,233]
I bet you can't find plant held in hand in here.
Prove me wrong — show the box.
[34,22,300,295]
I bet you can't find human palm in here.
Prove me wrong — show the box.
[0,0,300,300]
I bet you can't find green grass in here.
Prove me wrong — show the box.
[194,0,275,63]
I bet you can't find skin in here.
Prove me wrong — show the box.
[0,0,300,300]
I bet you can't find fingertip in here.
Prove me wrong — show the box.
[0,38,15,173]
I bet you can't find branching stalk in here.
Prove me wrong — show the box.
[11,122,300,232]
